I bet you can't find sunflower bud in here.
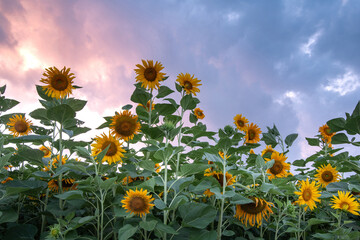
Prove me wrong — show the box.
[160,121,176,134]
[49,224,61,238]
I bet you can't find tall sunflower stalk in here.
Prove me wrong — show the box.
[217,149,228,240]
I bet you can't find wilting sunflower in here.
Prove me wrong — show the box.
[48,178,77,193]
[331,191,360,215]
[194,108,205,119]
[261,145,278,157]
[294,179,321,211]
[213,171,236,187]
[121,188,155,217]
[39,146,51,158]
[235,197,274,227]
[40,66,75,99]
[138,100,155,112]
[7,114,32,137]
[265,152,291,180]
[176,73,202,96]
[245,123,262,144]
[134,60,166,90]
[234,114,249,132]
[110,110,141,141]
[319,124,335,143]
[91,132,126,165]
[1,177,13,184]
[314,163,341,188]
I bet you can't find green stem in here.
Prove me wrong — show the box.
[58,123,64,211]
[175,93,185,178]
[217,150,228,240]
[40,189,50,234]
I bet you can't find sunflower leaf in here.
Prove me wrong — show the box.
[65,98,87,112]
[285,133,298,147]
[180,94,197,110]
[47,104,76,124]
[118,224,138,240]
[130,87,151,106]
[0,98,20,112]
[122,104,132,110]
[179,202,217,229]
[305,137,320,146]
[331,133,350,144]
[0,85,6,94]
[327,117,346,132]
[36,85,53,101]
[156,86,174,98]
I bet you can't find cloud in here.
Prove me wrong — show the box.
[300,30,322,57]
[323,70,360,96]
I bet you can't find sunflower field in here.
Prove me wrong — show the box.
[0,61,359,240]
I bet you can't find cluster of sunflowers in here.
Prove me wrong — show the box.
[0,60,359,240]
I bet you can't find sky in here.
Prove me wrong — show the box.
[0,0,359,163]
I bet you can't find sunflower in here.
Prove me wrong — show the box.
[261,145,278,157]
[249,149,255,154]
[213,171,236,187]
[138,100,155,112]
[155,163,161,173]
[234,114,249,132]
[194,108,205,119]
[204,189,215,197]
[176,73,202,96]
[91,132,126,165]
[1,177,13,184]
[134,60,166,90]
[51,155,67,168]
[122,176,134,185]
[40,146,51,158]
[331,191,360,215]
[319,124,335,143]
[265,152,291,180]
[219,151,230,160]
[235,197,274,227]
[121,188,155,217]
[245,123,262,144]
[48,178,77,193]
[110,110,141,141]
[40,66,75,99]
[294,179,321,211]
[7,114,32,137]
[314,163,341,188]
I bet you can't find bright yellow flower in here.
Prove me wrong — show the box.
[330,191,360,215]
[265,152,290,180]
[121,189,155,217]
[235,197,274,227]
[176,73,201,96]
[294,179,321,211]
[234,114,249,132]
[245,123,261,144]
[134,60,166,90]
[40,66,75,99]
[91,132,126,165]
[261,145,278,157]
[110,110,141,141]
[314,163,341,188]
[39,146,51,158]
[155,163,161,173]
[194,108,205,119]
[7,114,32,137]
[319,124,335,143]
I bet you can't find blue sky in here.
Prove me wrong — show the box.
[0,0,359,161]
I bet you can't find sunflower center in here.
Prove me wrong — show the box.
[196,110,203,116]
[14,121,28,133]
[321,171,334,182]
[325,127,332,136]
[241,199,266,214]
[130,197,146,211]
[144,68,157,82]
[41,148,50,156]
[214,173,225,187]
[270,161,283,175]
[115,120,134,136]
[340,202,349,211]
[302,189,312,201]
[62,179,74,188]
[248,130,256,140]
[237,120,244,127]
[184,81,193,90]
[101,141,117,156]
[51,74,69,91]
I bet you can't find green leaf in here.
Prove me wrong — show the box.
[331,133,350,144]
[99,177,117,190]
[306,137,320,146]
[345,116,360,135]
[230,194,253,204]
[189,113,198,124]
[351,100,360,118]
[139,220,157,231]
[306,218,330,228]
[36,85,53,101]
[180,94,198,110]
[155,103,177,116]
[327,117,346,132]
[122,104,133,110]
[179,202,217,229]
[180,164,209,176]
[154,199,167,210]
[5,180,47,195]
[0,85,6,94]
[175,83,183,92]
[326,182,349,192]
[118,224,138,240]
[47,104,76,123]
[262,132,278,147]
[154,146,174,161]
[66,98,87,111]
[139,160,155,172]
[312,233,334,239]
[130,87,151,106]
[8,135,51,144]
[217,137,232,152]
[255,155,265,169]
[0,98,19,112]
[156,86,174,98]
[131,178,156,192]
[3,224,37,240]
[285,133,298,147]
[0,209,18,224]
[292,159,306,167]
[0,152,13,170]
[55,190,84,200]
[75,146,91,159]
[156,222,178,235]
